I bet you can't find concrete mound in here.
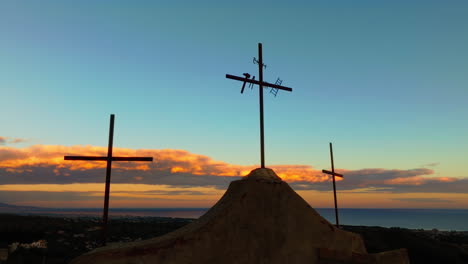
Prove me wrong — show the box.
[71,168,409,264]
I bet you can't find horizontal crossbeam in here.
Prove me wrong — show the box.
[226,74,293,92]
[64,156,153,161]
[322,169,343,178]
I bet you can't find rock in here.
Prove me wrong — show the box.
[372,248,410,264]
[70,168,409,264]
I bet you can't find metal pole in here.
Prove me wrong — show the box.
[330,142,340,228]
[258,43,265,168]
[102,114,115,245]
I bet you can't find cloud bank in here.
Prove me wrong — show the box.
[0,145,466,194]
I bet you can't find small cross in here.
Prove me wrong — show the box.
[64,114,153,245]
[226,43,293,168]
[322,142,344,228]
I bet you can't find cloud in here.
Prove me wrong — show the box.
[289,168,467,193]
[0,137,27,145]
[0,190,97,203]
[422,162,440,168]
[391,198,453,203]
[0,184,226,208]
[0,145,467,194]
[0,145,325,184]
[0,184,223,200]
[10,138,27,144]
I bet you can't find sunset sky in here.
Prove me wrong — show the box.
[1,1,467,209]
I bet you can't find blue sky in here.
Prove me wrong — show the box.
[0,1,467,208]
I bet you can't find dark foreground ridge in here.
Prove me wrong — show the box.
[1,169,466,263]
[1,215,467,263]
[68,168,409,264]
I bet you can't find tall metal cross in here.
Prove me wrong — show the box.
[64,114,153,245]
[226,43,293,168]
[322,142,344,228]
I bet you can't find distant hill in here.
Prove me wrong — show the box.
[0,202,44,214]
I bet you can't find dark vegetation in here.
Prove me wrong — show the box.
[0,214,192,264]
[1,214,468,263]
[343,225,468,264]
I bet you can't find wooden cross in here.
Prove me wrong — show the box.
[226,43,293,168]
[322,142,344,228]
[64,114,153,245]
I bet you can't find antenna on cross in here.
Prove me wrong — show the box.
[270,78,283,97]
[249,77,255,89]
[253,57,267,69]
[226,43,293,168]
[240,73,257,93]
[241,73,252,94]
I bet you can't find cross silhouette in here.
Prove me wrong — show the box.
[226,43,293,168]
[64,114,153,245]
[322,142,344,228]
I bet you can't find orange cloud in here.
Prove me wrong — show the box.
[269,165,329,183]
[0,145,327,183]
[384,176,426,186]
[0,183,221,195]
[384,176,459,186]
[1,145,465,193]
[437,177,457,183]
[1,145,468,209]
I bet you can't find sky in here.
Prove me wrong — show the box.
[1,1,467,209]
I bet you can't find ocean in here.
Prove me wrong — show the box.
[27,208,468,231]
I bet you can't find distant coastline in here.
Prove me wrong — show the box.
[1,203,467,231]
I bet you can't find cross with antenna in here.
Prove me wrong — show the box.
[226,43,293,168]
[64,114,153,245]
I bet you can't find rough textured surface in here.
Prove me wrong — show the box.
[71,168,409,264]
[372,249,410,264]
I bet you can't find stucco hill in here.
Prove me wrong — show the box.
[70,168,409,264]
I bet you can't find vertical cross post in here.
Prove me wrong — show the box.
[258,43,265,168]
[64,114,153,245]
[322,142,344,228]
[102,114,115,245]
[225,43,293,168]
[329,142,339,228]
